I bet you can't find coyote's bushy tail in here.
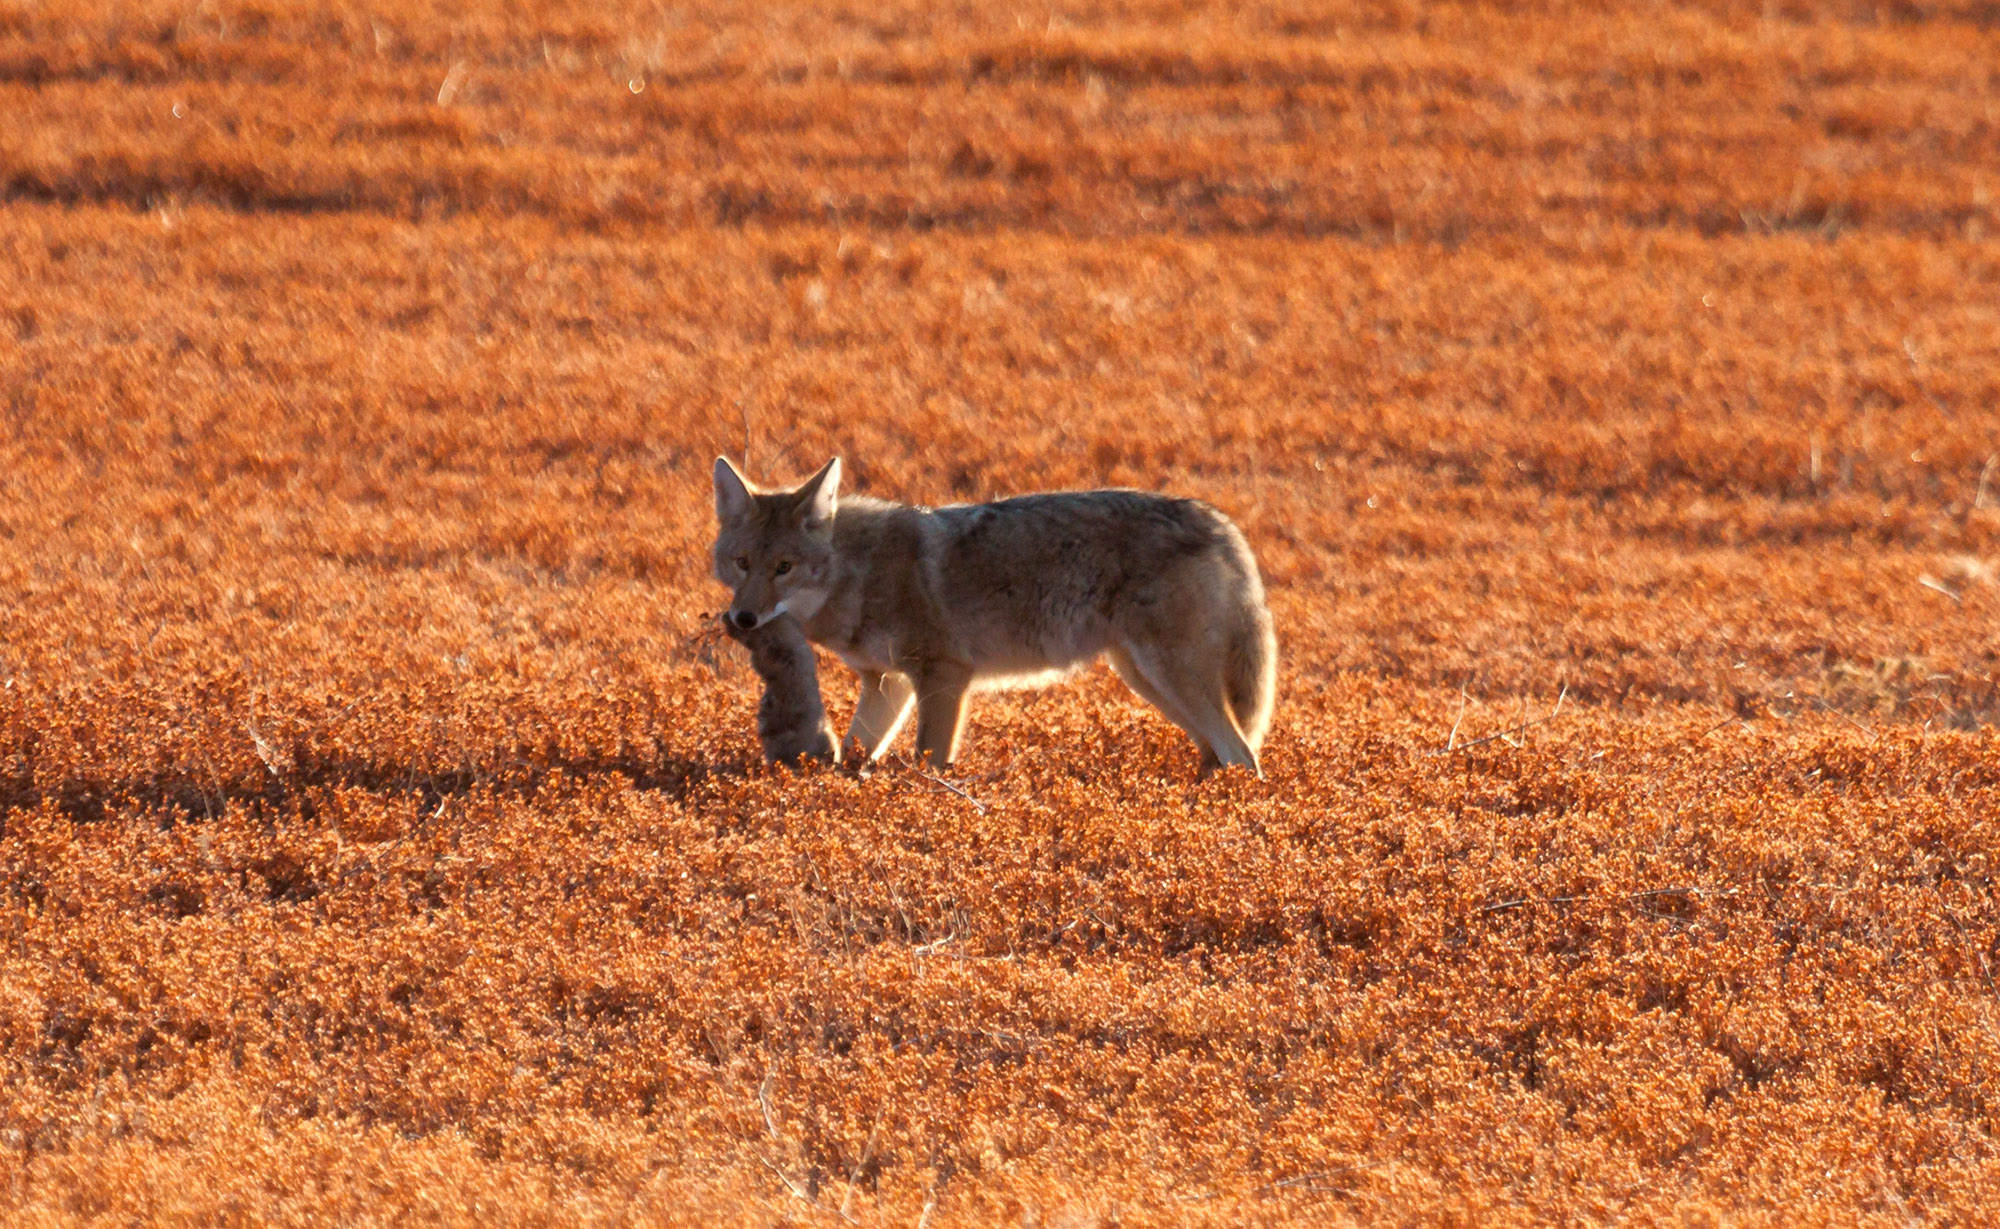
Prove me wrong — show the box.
[1227,597,1278,759]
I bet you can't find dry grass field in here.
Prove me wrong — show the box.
[4,0,2000,1223]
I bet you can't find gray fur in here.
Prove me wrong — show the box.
[712,457,1277,777]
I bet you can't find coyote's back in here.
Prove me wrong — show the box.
[924,491,1275,753]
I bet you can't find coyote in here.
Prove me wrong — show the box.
[719,612,841,768]
[711,457,1277,777]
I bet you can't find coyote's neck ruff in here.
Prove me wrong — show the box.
[712,457,1276,777]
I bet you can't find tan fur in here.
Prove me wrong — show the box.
[711,456,1277,777]
[719,612,840,768]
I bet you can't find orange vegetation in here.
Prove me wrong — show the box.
[3,1,1999,1223]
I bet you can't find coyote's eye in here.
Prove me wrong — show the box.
[734,556,749,572]
[774,561,792,575]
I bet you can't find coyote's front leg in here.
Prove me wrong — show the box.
[847,671,916,762]
[912,661,974,769]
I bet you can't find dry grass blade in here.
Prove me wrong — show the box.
[1432,683,1567,756]
[907,764,991,813]
[1446,675,1472,752]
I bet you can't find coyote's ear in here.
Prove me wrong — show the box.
[714,456,754,523]
[795,457,841,527]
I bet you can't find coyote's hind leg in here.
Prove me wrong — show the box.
[1108,645,1213,766]
[1118,641,1261,778]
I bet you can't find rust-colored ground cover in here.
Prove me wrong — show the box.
[4,1,1999,1223]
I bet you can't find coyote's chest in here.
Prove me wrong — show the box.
[828,629,901,677]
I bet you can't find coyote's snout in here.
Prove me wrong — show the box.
[711,456,1277,777]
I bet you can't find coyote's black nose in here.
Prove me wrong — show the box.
[730,610,758,630]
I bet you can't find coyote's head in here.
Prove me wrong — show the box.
[710,456,840,631]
